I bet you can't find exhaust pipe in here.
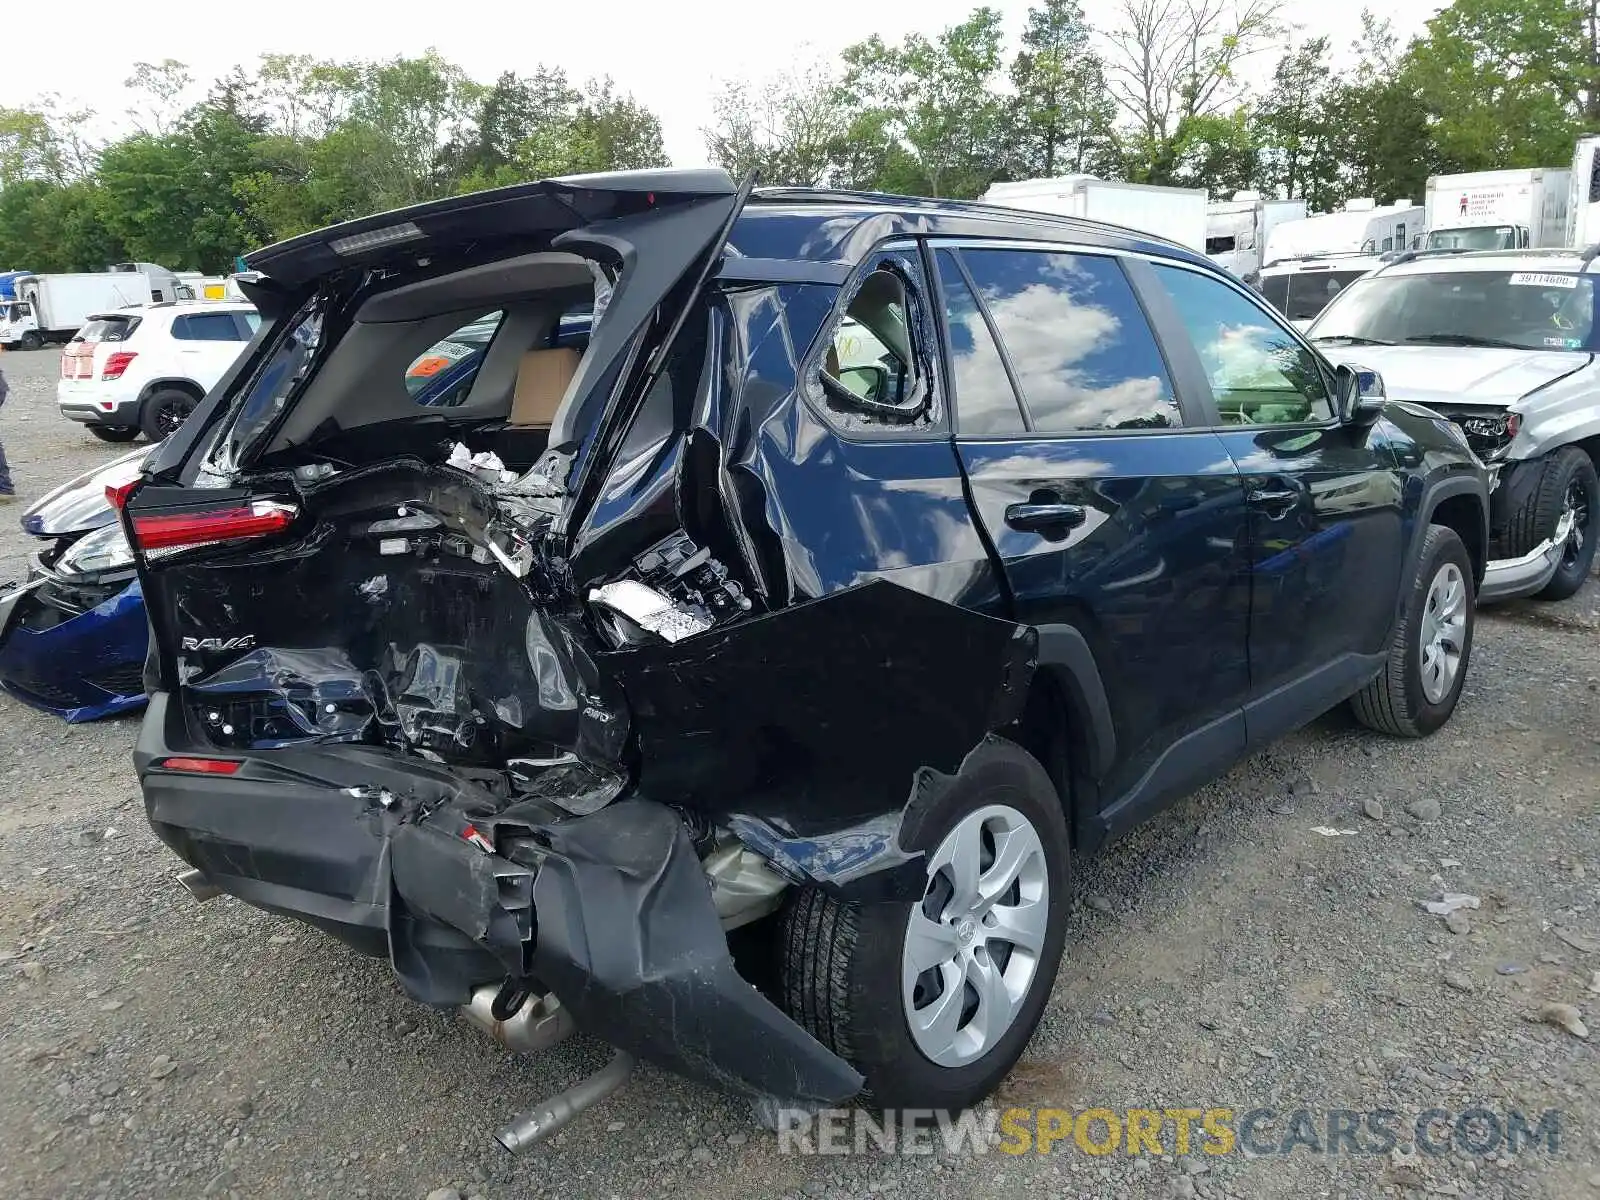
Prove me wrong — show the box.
[460,983,576,1053]
[494,1049,635,1154]
[176,868,222,902]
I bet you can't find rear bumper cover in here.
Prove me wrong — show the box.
[135,695,861,1105]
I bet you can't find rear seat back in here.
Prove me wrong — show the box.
[510,347,580,427]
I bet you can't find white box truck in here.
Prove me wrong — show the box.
[0,273,153,350]
[1423,169,1571,250]
[1566,135,1600,248]
[1206,192,1308,280]
[982,175,1209,252]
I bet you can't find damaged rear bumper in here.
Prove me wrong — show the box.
[135,694,861,1106]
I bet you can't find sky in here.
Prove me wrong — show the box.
[0,0,1445,168]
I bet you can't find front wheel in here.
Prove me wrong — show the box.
[1351,524,1475,738]
[1535,448,1598,601]
[140,389,197,441]
[778,738,1070,1112]
[18,332,41,351]
[88,425,141,443]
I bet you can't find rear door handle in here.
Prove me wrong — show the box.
[1005,502,1087,533]
[1248,489,1298,505]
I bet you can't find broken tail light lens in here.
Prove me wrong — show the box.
[101,351,138,380]
[156,757,241,775]
[132,500,298,555]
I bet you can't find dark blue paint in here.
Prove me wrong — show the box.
[956,429,1252,796]
[1211,422,1405,697]
[0,577,147,722]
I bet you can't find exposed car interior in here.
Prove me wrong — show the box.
[252,252,601,470]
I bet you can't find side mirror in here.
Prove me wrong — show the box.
[1335,363,1386,425]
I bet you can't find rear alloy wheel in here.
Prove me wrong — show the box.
[1535,449,1598,601]
[1351,523,1475,738]
[140,389,198,441]
[88,425,141,443]
[778,738,1070,1112]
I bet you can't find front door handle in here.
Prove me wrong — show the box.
[1005,502,1087,533]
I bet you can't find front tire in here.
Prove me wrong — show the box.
[140,389,197,441]
[88,425,141,443]
[778,738,1070,1112]
[18,332,41,351]
[1530,448,1598,601]
[1351,524,1474,738]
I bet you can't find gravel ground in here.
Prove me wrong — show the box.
[0,346,1596,1200]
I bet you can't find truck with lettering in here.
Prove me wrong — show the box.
[1423,169,1571,251]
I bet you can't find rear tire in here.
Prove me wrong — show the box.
[140,389,198,441]
[777,738,1070,1112]
[1351,524,1474,738]
[88,425,140,443]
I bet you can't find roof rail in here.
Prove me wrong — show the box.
[1580,242,1600,273]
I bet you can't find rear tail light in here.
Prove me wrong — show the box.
[131,499,298,555]
[156,757,241,775]
[102,351,137,380]
[106,479,139,511]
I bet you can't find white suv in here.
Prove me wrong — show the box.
[57,301,258,442]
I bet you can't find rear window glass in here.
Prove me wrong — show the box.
[1260,269,1371,322]
[76,317,141,343]
[174,313,248,342]
[405,311,506,408]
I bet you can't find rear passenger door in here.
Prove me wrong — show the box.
[1142,262,1405,743]
[172,312,253,390]
[935,242,1253,835]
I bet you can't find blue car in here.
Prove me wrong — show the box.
[0,446,152,721]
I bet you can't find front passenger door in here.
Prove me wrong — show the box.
[1144,264,1405,744]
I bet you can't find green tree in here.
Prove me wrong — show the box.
[1404,0,1587,169]
[1252,38,1338,205]
[703,65,851,186]
[1005,0,1119,178]
[839,8,1010,198]
[1104,0,1284,182]
[1333,14,1434,204]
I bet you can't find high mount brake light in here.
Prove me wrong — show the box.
[131,500,298,553]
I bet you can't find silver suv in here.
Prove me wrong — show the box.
[1311,249,1600,601]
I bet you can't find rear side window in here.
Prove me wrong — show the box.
[959,249,1179,433]
[405,311,506,408]
[174,313,248,342]
[934,249,1026,435]
[76,317,142,343]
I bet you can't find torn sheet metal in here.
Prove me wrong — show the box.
[607,579,1037,828]
[527,799,862,1104]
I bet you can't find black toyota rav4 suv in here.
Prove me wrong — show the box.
[121,169,1489,1145]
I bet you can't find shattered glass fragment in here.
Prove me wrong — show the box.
[358,575,389,603]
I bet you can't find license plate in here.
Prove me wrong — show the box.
[0,577,43,641]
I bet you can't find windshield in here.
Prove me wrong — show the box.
[1259,269,1372,322]
[1311,270,1597,351]
[1426,227,1519,251]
